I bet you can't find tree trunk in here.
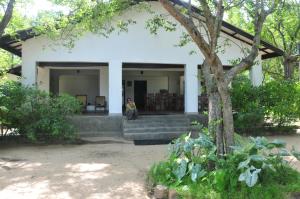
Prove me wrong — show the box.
[283,56,295,80]
[216,81,235,153]
[202,60,224,155]
[206,58,235,154]
[208,91,224,155]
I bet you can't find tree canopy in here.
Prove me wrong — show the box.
[227,0,300,80]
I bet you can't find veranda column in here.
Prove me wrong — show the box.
[184,63,199,114]
[99,66,109,109]
[249,55,263,86]
[108,61,122,116]
[21,54,36,86]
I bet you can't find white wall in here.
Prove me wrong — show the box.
[59,75,99,104]
[37,67,49,92]
[250,55,263,86]
[22,2,253,85]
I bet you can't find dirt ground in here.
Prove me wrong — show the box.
[0,135,299,199]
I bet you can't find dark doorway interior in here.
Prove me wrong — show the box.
[134,80,147,110]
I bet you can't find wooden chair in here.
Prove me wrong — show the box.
[168,93,177,111]
[95,96,106,112]
[155,93,162,111]
[145,93,155,111]
[76,95,87,112]
[161,93,168,111]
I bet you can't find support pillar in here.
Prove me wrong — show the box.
[184,63,199,114]
[108,61,122,116]
[99,66,109,109]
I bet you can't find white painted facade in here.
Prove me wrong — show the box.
[20,2,263,115]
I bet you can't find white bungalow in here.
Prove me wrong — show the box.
[0,1,282,138]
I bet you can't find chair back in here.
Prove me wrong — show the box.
[96,96,106,106]
[76,95,87,107]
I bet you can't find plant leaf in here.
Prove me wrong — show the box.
[191,164,206,182]
[238,158,250,169]
[173,159,187,180]
[239,167,261,187]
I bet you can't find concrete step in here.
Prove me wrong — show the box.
[123,126,190,133]
[122,114,192,140]
[124,131,189,140]
[124,118,189,123]
[123,122,190,128]
[125,115,188,121]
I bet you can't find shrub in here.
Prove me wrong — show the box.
[231,76,265,133]
[231,77,300,133]
[260,80,300,127]
[0,81,81,143]
[148,130,300,199]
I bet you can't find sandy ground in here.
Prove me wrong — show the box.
[0,135,299,199]
[0,138,168,199]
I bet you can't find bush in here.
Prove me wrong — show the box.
[231,77,300,133]
[231,76,265,134]
[261,80,300,126]
[148,130,300,199]
[0,81,81,143]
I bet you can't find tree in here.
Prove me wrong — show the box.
[227,0,299,80]
[263,0,299,79]
[0,0,16,76]
[158,0,278,153]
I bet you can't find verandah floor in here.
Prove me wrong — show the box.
[80,111,184,116]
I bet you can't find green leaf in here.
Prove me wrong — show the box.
[239,166,261,187]
[173,159,187,180]
[238,158,250,169]
[191,164,206,182]
[250,154,265,162]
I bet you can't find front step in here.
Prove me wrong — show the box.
[123,115,192,140]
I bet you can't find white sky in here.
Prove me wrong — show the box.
[21,0,70,17]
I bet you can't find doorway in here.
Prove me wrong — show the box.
[134,80,147,110]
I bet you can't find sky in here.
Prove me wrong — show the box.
[21,0,69,17]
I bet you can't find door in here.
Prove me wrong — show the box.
[134,80,147,110]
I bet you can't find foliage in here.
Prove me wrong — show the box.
[231,76,265,133]
[0,81,81,142]
[148,131,300,199]
[227,0,300,80]
[260,80,300,126]
[0,2,34,76]
[32,0,145,49]
[231,76,300,132]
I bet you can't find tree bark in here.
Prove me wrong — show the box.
[0,0,15,36]
[283,55,297,80]
[217,85,234,153]
[202,60,224,155]
[208,91,224,155]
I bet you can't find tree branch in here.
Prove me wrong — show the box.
[0,0,15,36]
[225,0,276,84]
